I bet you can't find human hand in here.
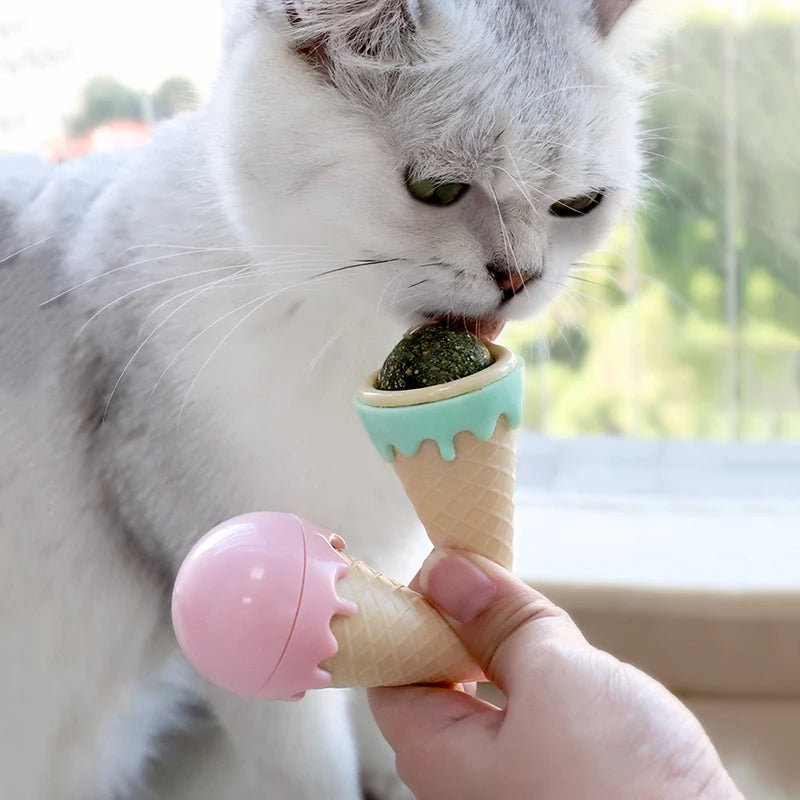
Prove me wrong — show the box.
[369,551,743,800]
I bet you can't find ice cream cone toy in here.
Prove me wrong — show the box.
[172,325,524,700]
[356,333,523,571]
[172,512,477,700]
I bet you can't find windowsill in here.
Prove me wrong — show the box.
[515,433,800,591]
[513,434,800,700]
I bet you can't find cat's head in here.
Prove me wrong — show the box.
[210,0,645,335]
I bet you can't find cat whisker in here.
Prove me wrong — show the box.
[494,163,544,220]
[79,254,353,341]
[493,146,596,207]
[519,83,618,108]
[489,185,531,306]
[522,138,585,155]
[0,235,53,265]
[138,265,257,339]
[178,285,299,420]
[554,289,587,324]
[638,173,677,211]
[495,139,605,200]
[489,185,513,266]
[541,324,552,365]
[44,249,225,307]
[151,255,374,410]
[390,262,441,316]
[103,270,254,421]
[571,262,632,298]
[116,242,326,258]
[304,318,357,379]
[542,279,610,308]
[626,213,657,272]
[492,136,575,162]
[637,133,687,148]
[549,313,576,363]
[571,262,607,273]
[505,160,586,202]
[70,264,263,343]
[44,246,336,307]
[381,261,450,318]
[146,291,280,408]
[377,264,414,320]
[571,274,616,295]
[311,257,404,280]
[566,274,606,288]
[637,123,696,135]
[639,273,695,313]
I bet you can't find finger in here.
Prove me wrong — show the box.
[368,685,499,795]
[418,550,585,696]
[407,550,433,594]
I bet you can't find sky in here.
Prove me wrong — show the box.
[1,0,798,153]
[2,0,222,151]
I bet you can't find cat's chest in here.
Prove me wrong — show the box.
[186,306,419,567]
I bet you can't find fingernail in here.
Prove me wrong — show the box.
[419,552,496,623]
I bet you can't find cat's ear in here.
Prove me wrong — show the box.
[593,0,639,36]
[275,0,423,69]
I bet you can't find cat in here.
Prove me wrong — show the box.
[0,0,645,797]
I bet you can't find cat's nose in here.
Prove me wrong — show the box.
[486,261,533,299]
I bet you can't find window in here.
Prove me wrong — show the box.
[504,3,800,442]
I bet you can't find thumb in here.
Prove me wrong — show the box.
[418,550,585,696]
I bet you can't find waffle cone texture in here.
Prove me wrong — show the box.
[393,416,516,570]
[322,558,477,688]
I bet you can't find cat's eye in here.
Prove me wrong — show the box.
[407,177,470,207]
[549,190,605,218]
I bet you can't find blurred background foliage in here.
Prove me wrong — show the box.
[504,10,800,441]
[68,74,198,135]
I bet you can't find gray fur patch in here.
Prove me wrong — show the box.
[72,349,176,593]
[99,479,176,595]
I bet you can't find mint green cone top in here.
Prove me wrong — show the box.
[355,360,524,463]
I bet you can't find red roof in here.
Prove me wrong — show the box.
[45,121,151,163]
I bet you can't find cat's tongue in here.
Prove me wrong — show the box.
[464,317,506,342]
[428,316,506,343]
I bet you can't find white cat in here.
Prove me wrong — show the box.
[0,1,645,797]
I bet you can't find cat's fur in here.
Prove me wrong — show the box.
[0,1,645,797]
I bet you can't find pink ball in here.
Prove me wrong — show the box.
[171,512,355,701]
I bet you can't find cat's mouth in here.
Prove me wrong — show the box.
[414,268,539,341]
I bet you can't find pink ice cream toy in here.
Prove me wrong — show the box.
[172,513,356,701]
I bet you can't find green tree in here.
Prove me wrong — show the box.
[152,76,198,121]
[68,75,143,135]
[67,74,198,135]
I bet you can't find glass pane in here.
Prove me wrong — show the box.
[504,1,800,441]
